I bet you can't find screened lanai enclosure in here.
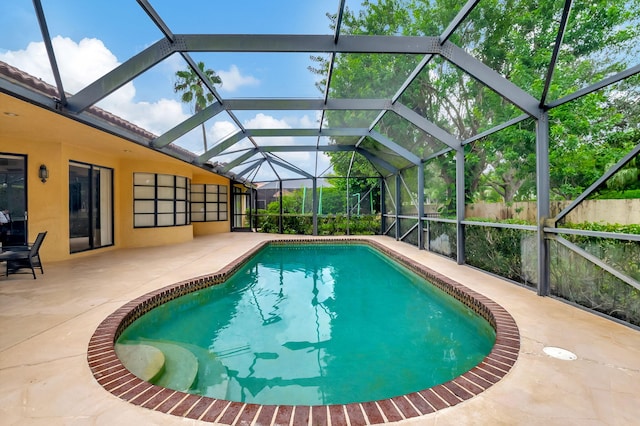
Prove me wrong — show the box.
[2,0,639,327]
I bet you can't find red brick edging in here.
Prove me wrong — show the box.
[88,239,520,425]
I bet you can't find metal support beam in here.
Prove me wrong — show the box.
[456,148,465,264]
[278,180,283,234]
[399,222,419,242]
[137,1,224,106]
[536,112,551,295]
[199,127,395,164]
[380,177,386,235]
[356,148,398,175]
[424,147,454,161]
[417,163,425,249]
[221,149,258,172]
[440,0,482,43]
[392,102,461,150]
[555,142,640,223]
[462,114,530,146]
[0,77,58,110]
[312,177,318,236]
[235,158,264,178]
[545,227,640,243]
[260,145,354,153]
[539,0,574,106]
[160,125,387,155]
[153,102,225,148]
[180,34,442,54]
[346,174,351,235]
[268,157,314,179]
[395,173,401,240]
[66,34,441,113]
[67,38,172,112]
[323,0,346,104]
[245,128,370,137]
[222,98,393,111]
[196,130,246,164]
[554,236,640,292]
[546,63,640,110]
[369,131,422,166]
[441,42,540,117]
[33,0,67,106]
[137,0,175,41]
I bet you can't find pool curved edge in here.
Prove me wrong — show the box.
[87,238,520,425]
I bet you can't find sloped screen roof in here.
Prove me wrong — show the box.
[1,0,638,184]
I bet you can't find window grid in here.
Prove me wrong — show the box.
[191,184,228,222]
[133,173,191,228]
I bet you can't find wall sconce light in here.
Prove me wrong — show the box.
[39,164,49,183]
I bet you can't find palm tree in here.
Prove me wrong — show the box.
[173,61,222,152]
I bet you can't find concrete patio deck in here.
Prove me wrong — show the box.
[1,233,639,425]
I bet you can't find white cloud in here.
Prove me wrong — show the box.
[1,37,330,176]
[0,36,188,135]
[209,120,239,144]
[0,36,118,92]
[293,114,317,128]
[244,113,291,130]
[217,64,259,92]
[244,113,296,147]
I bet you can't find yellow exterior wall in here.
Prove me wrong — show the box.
[0,93,233,262]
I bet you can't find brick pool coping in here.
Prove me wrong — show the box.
[87,239,520,425]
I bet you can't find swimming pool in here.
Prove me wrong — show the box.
[116,243,495,405]
[88,239,520,424]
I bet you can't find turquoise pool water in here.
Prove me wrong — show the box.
[117,243,495,405]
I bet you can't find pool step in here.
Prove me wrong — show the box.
[116,341,232,397]
[144,341,199,391]
[116,341,199,392]
[115,343,165,383]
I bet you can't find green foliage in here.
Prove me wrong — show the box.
[561,221,640,236]
[322,176,381,214]
[427,221,458,260]
[313,0,640,206]
[255,184,381,235]
[174,62,221,113]
[318,214,380,236]
[551,239,640,327]
[318,186,346,214]
[462,218,640,325]
[256,212,380,236]
[592,189,640,200]
[463,220,537,286]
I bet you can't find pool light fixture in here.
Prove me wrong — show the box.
[543,346,577,360]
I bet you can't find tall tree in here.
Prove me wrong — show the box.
[313,0,640,203]
[174,62,222,152]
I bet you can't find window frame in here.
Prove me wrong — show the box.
[191,184,228,222]
[69,160,114,253]
[133,173,191,228]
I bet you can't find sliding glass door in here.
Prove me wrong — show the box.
[69,161,113,253]
[0,154,27,246]
[232,185,251,231]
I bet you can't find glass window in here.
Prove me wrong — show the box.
[191,184,228,222]
[133,173,191,227]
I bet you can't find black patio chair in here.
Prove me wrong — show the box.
[2,231,47,279]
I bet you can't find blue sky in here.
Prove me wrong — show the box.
[0,1,362,179]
